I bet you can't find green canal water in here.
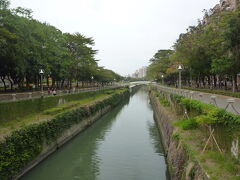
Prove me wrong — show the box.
[20,88,169,180]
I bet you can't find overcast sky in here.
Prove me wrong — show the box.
[10,0,219,76]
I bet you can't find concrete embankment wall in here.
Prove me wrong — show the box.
[149,91,208,180]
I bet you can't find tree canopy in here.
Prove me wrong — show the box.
[147,6,240,91]
[0,0,121,91]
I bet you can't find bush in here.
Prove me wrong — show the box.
[156,92,170,106]
[172,132,181,140]
[170,94,240,127]
[174,118,198,130]
[159,96,170,107]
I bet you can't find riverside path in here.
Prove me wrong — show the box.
[0,85,123,102]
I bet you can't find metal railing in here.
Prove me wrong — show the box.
[0,85,125,102]
[155,84,240,115]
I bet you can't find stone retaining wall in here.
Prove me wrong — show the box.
[150,91,209,180]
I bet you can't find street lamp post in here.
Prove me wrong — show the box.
[161,75,164,85]
[39,69,44,96]
[91,76,94,87]
[77,62,83,88]
[177,65,183,89]
[113,78,116,86]
[96,68,100,87]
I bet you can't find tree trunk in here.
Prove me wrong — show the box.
[235,75,238,91]
[190,71,192,87]
[36,76,39,89]
[198,73,201,88]
[7,76,13,90]
[25,76,30,90]
[232,75,236,93]
[213,76,217,89]
[224,79,227,90]
[1,77,7,92]
[218,76,222,89]
[47,77,49,87]
[195,77,199,88]
[207,76,210,89]
[61,80,64,88]
[34,76,38,90]
[202,77,205,88]
[69,79,72,89]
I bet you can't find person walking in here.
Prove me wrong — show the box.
[47,88,51,95]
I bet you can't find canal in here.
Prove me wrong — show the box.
[20,87,169,180]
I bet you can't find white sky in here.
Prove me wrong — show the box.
[10,0,220,76]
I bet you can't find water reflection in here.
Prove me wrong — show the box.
[147,120,165,156]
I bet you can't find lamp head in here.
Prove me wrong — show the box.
[177,65,183,71]
[39,69,44,74]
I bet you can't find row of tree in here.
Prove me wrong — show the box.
[0,0,121,91]
[147,5,240,92]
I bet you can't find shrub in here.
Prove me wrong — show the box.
[158,96,170,107]
[172,132,181,140]
[155,92,170,107]
[174,118,198,130]
[170,93,240,127]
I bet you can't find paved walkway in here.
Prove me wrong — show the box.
[155,84,240,115]
[0,85,123,102]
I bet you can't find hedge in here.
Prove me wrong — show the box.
[0,89,129,180]
[170,94,240,127]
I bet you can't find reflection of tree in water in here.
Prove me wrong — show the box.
[135,87,165,155]
[130,85,145,97]
[147,120,165,156]
[147,120,171,180]
[133,86,152,108]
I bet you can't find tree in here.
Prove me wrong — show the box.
[147,50,173,81]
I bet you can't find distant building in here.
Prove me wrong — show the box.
[132,70,139,78]
[138,66,147,78]
[131,66,147,78]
